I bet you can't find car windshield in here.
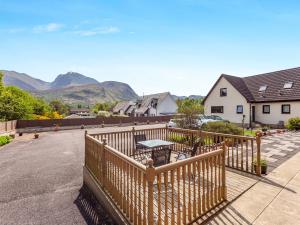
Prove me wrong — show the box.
[213,115,223,120]
[199,115,210,120]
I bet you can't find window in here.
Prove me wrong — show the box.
[259,85,267,92]
[211,106,224,113]
[236,105,243,114]
[220,88,227,97]
[283,82,293,89]
[262,105,270,114]
[281,104,291,114]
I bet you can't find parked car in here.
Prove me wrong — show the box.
[167,119,178,128]
[208,115,230,123]
[198,115,215,127]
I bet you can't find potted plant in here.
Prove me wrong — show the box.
[81,124,85,129]
[34,132,39,139]
[253,159,267,174]
[261,126,268,135]
[19,132,23,136]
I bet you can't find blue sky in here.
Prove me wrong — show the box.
[1,0,300,96]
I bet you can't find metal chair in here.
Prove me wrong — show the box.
[152,147,172,167]
[132,134,149,162]
[176,141,200,161]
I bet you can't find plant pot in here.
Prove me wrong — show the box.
[261,165,267,174]
[253,165,267,175]
[34,134,39,139]
[81,125,85,129]
[19,133,23,136]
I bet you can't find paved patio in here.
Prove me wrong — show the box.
[205,147,300,225]
[261,131,300,172]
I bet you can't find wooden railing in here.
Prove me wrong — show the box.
[167,128,261,175]
[90,127,168,157]
[153,148,226,225]
[85,132,227,225]
[90,126,261,175]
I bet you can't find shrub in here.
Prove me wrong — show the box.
[202,121,243,135]
[97,111,111,118]
[0,135,11,146]
[287,117,300,130]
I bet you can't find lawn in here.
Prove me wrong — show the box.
[243,129,257,137]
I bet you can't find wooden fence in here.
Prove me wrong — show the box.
[17,116,172,129]
[85,133,227,225]
[90,127,261,175]
[0,120,17,134]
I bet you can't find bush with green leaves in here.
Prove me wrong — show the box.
[202,121,243,135]
[0,135,11,146]
[287,117,300,130]
[0,72,53,120]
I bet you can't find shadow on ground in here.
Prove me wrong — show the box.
[74,185,117,225]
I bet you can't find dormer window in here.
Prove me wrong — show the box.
[283,82,293,89]
[220,88,227,97]
[259,85,267,92]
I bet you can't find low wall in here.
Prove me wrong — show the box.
[17,116,172,129]
[0,120,17,134]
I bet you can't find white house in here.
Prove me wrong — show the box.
[203,67,300,127]
[135,92,178,117]
[112,92,177,117]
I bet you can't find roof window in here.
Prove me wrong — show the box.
[283,82,293,89]
[259,85,267,92]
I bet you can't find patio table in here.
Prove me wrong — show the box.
[137,139,174,149]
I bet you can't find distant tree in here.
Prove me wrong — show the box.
[49,100,69,115]
[77,104,82,109]
[0,72,3,94]
[0,77,53,120]
[0,88,32,120]
[176,98,204,129]
[92,102,115,114]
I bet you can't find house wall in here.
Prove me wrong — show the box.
[254,102,300,125]
[157,94,178,115]
[204,77,250,124]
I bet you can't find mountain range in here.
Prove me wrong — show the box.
[1,70,203,105]
[1,70,138,105]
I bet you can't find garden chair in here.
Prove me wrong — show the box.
[132,134,150,162]
[176,141,200,161]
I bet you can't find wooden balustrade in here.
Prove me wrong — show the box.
[85,130,228,225]
[89,127,261,175]
[167,128,260,175]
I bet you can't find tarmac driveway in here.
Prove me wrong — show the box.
[0,130,90,225]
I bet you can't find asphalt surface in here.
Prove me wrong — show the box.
[0,124,165,225]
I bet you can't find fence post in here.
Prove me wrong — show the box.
[132,127,135,152]
[222,142,227,201]
[146,159,155,225]
[102,138,107,188]
[256,135,261,176]
[165,123,168,140]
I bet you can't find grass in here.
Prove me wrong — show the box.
[0,135,12,147]
[243,129,257,137]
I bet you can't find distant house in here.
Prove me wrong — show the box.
[69,108,92,118]
[135,92,177,117]
[113,101,136,116]
[113,92,178,117]
[203,67,300,127]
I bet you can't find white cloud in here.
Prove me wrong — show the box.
[74,26,120,36]
[33,23,64,33]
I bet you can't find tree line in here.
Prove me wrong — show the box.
[0,72,69,121]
